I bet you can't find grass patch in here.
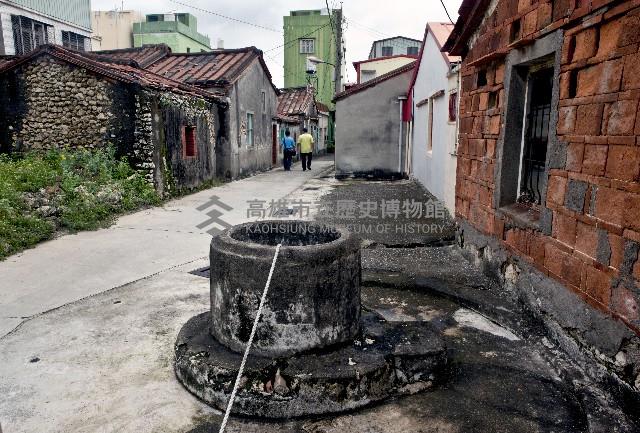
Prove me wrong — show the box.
[0,147,161,260]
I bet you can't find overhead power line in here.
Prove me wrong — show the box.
[440,0,455,25]
[263,23,332,53]
[168,0,283,33]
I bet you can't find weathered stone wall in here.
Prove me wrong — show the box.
[0,54,226,195]
[455,0,640,392]
[13,57,116,150]
[153,92,219,195]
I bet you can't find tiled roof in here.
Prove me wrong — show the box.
[334,61,416,102]
[277,87,314,117]
[86,44,172,68]
[315,101,330,113]
[0,45,225,103]
[145,47,276,92]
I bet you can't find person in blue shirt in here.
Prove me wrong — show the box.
[281,129,296,171]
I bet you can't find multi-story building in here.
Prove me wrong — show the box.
[368,36,422,59]
[283,8,344,109]
[133,13,210,54]
[91,10,142,51]
[0,0,92,55]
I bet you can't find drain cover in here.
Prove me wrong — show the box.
[190,267,210,278]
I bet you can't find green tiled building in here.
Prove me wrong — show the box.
[133,13,210,53]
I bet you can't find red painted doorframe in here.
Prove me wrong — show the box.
[272,124,278,165]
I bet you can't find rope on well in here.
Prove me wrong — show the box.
[218,243,282,433]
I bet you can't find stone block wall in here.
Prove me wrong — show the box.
[0,54,224,196]
[455,0,640,391]
[12,57,116,150]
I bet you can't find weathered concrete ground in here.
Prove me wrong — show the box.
[0,157,334,337]
[0,173,638,432]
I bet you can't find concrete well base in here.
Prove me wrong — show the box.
[174,311,447,418]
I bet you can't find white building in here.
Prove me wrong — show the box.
[91,10,142,51]
[353,55,417,84]
[368,36,421,59]
[406,22,461,215]
[0,0,92,55]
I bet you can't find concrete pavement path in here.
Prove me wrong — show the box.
[0,157,334,337]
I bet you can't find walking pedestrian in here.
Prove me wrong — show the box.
[298,128,314,171]
[281,129,296,171]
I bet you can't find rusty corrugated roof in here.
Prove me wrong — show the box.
[87,45,172,68]
[0,45,225,103]
[146,47,269,90]
[277,87,314,117]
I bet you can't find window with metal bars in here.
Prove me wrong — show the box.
[62,31,87,51]
[517,67,553,207]
[183,126,197,158]
[299,39,315,54]
[11,15,52,55]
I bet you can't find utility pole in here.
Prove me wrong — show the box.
[334,5,343,96]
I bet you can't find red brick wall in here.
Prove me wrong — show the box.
[456,0,640,333]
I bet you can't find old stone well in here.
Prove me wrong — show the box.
[175,220,447,418]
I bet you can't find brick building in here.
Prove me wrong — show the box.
[444,0,640,392]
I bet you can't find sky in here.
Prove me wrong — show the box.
[91,0,463,88]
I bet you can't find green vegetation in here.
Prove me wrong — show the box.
[0,147,160,260]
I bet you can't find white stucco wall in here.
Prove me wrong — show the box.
[410,33,458,215]
[335,69,412,177]
[0,1,92,55]
[358,56,416,83]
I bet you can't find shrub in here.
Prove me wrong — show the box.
[0,147,160,259]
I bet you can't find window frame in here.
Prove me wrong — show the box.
[246,112,255,146]
[182,125,197,158]
[448,91,458,123]
[299,38,315,54]
[62,30,88,51]
[11,15,52,55]
[515,65,554,208]
[494,31,561,231]
[407,46,419,56]
[381,46,393,57]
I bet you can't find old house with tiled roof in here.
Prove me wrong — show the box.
[443,0,640,394]
[0,44,226,195]
[0,43,281,187]
[144,47,279,179]
[275,86,328,160]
